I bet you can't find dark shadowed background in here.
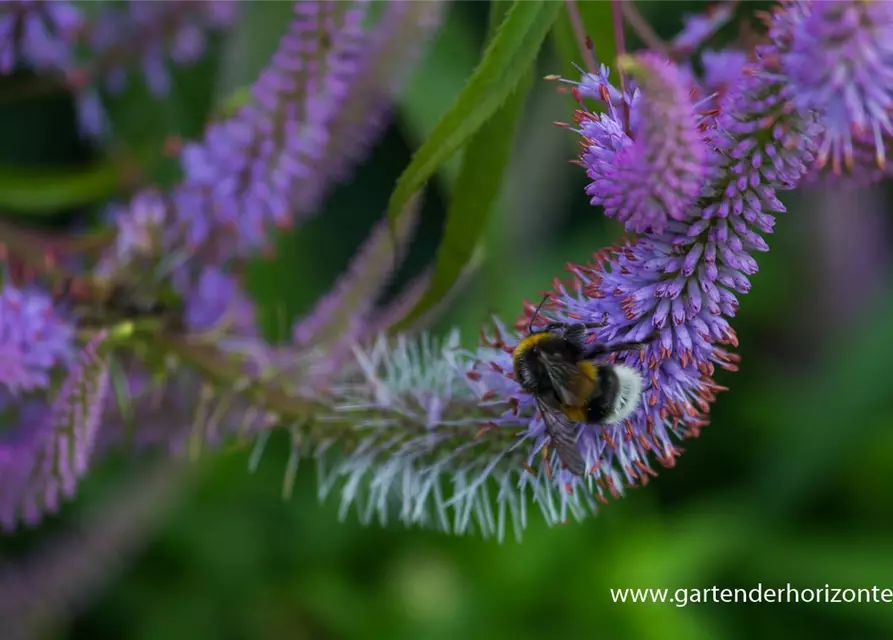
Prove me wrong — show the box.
[2,2,893,639]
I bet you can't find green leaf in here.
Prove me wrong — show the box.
[385,0,562,246]
[0,162,119,213]
[388,2,534,333]
[397,10,480,187]
[392,67,533,331]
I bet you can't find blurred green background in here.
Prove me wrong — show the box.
[3,1,893,639]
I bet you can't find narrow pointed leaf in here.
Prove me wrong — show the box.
[389,1,532,332]
[385,0,562,243]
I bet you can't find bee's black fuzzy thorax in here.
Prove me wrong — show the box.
[512,332,581,397]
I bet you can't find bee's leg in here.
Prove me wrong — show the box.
[582,339,652,359]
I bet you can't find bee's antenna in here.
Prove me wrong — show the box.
[527,294,550,334]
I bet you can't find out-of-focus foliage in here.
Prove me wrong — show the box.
[2,2,893,639]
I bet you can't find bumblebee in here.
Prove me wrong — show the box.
[512,296,650,476]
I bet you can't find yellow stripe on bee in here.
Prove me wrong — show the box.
[576,360,598,383]
[512,332,553,358]
[561,405,588,422]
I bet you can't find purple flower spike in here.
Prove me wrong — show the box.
[447,52,817,523]
[579,53,710,234]
[779,0,893,174]
[0,285,75,396]
[175,0,372,259]
[0,333,110,532]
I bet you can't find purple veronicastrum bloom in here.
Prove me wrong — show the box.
[458,48,817,517]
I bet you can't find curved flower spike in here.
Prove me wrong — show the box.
[437,50,817,533]
[0,333,110,532]
[101,0,443,281]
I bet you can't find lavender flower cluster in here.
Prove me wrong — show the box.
[0,0,887,544]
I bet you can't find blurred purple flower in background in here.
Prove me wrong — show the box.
[181,266,258,337]
[778,0,893,180]
[0,0,438,538]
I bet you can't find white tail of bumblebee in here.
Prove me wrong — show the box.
[603,364,643,424]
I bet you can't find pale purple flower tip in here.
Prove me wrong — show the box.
[0,285,75,395]
[0,0,81,73]
[780,0,893,173]
[579,54,710,234]
[0,333,110,532]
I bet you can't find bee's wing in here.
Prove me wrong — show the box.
[536,397,586,476]
[538,351,595,408]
